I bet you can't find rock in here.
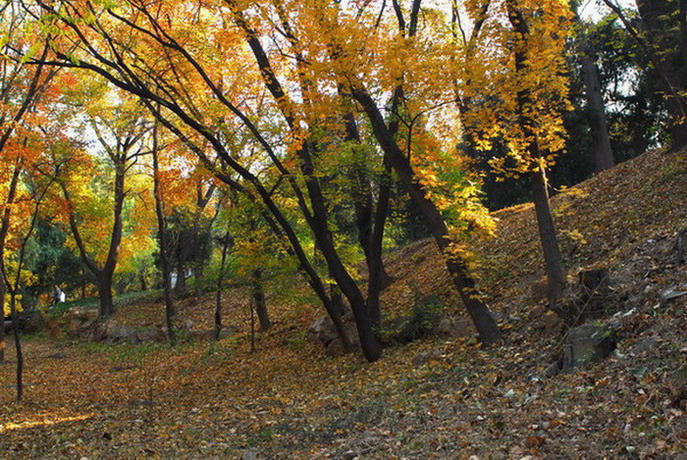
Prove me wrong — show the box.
[308,314,359,355]
[64,308,99,338]
[660,288,687,307]
[412,349,442,367]
[18,309,44,334]
[529,306,561,333]
[241,448,263,460]
[669,364,687,407]
[629,337,658,356]
[308,316,340,345]
[578,268,609,294]
[326,338,346,357]
[544,359,562,377]
[433,317,474,339]
[563,324,617,370]
[136,327,166,343]
[218,325,239,340]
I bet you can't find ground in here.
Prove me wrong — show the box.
[1,148,686,459]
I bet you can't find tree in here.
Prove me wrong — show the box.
[599,0,687,149]
[151,117,177,343]
[572,1,615,172]
[458,0,572,312]
[58,94,150,318]
[0,4,57,361]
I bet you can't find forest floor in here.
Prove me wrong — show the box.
[1,147,687,459]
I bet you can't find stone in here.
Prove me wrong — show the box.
[308,316,339,345]
[660,288,687,307]
[530,306,562,333]
[241,448,263,460]
[103,324,142,344]
[308,314,359,354]
[669,365,687,407]
[18,309,44,334]
[136,327,166,343]
[629,337,658,357]
[326,338,346,357]
[412,349,442,367]
[544,360,562,377]
[218,325,239,340]
[563,324,617,370]
[433,317,474,339]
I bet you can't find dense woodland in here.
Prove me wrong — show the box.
[1,0,686,457]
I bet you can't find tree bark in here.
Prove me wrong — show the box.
[573,4,615,172]
[251,269,271,332]
[0,162,22,363]
[96,273,115,318]
[9,293,23,401]
[580,53,615,172]
[530,167,566,307]
[152,127,176,343]
[214,232,231,340]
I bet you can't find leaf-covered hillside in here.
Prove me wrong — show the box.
[1,147,686,458]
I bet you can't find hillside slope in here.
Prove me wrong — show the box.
[1,148,686,459]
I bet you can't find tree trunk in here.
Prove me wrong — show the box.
[96,273,115,318]
[152,130,176,343]
[0,285,5,363]
[507,0,567,312]
[352,87,501,346]
[214,233,231,340]
[0,162,22,363]
[329,284,347,318]
[580,53,615,172]
[665,95,687,149]
[530,167,566,308]
[175,259,187,295]
[9,293,23,401]
[251,269,271,332]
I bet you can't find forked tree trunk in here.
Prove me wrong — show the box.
[352,88,501,346]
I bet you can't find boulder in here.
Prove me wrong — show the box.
[563,324,617,370]
[136,327,166,343]
[308,314,359,356]
[3,310,45,334]
[433,316,474,339]
[529,305,562,334]
[218,325,239,340]
[412,349,442,367]
[19,309,44,334]
[669,364,687,407]
[105,324,140,344]
[308,316,340,345]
